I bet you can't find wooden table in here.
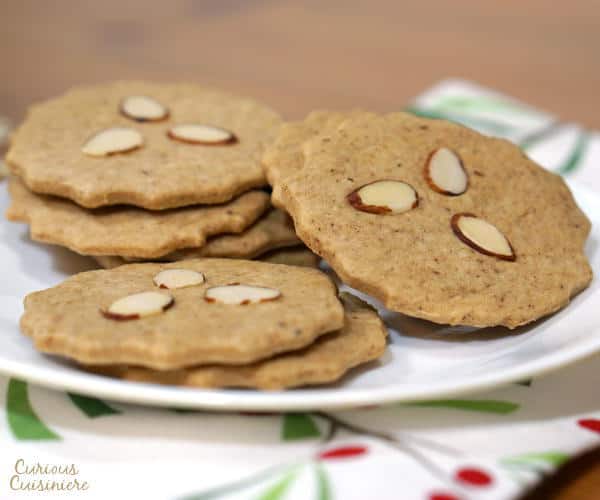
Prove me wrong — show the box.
[1,0,600,128]
[1,1,599,497]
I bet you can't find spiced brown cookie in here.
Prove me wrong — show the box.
[272,111,592,328]
[20,259,344,369]
[7,81,282,209]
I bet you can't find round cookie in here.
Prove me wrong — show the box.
[274,111,592,328]
[87,293,387,390]
[7,81,282,209]
[6,177,270,259]
[20,259,344,370]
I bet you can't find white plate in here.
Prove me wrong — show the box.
[0,181,599,411]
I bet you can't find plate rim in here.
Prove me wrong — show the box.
[0,332,598,411]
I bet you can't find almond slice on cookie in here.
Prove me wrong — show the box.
[347,180,418,214]
[451,213,515,261]
[204,284,281,305]
[102,291,174,320]
[82,127,143,157]
[167,124,237,145]
[120,95,169,122]
[153,269,205,289]
[425,147,468,195]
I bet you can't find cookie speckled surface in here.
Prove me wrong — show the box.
[88,293,387,390]
[262,110,365,207]
[7,81,282,209]
[6,177,270,258]
[273,111,592,328]
[20,259,344,370]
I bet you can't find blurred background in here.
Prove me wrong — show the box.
[1,0,599,126]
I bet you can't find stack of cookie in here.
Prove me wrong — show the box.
[20,259,388,390]
[4,81,317,269]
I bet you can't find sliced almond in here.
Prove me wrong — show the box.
[451,213,516,261]
[82,127,143,157]
[204,284,281,305]
[167,124,237,145]
[425,147,468,195]
[153,269,205,289]
[347,180,418,214]
[102,291,174,320]
[120,95,169,122]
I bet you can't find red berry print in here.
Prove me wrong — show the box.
[318,445,368,460]
[429,493,461,500]
[455,467,493,487]
[578,418,600,434]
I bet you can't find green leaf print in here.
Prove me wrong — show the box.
[67,392,121,418]
[557,131,590,175]
[256,468,299,500]
[430,95,538,116]
[406,399,519,414]
[6,378,60,440]
[178,465,287,500]
[315,463,332,500]
[502,451,570,468]
[282,413,321,441]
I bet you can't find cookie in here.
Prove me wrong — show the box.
[88,293,386,390]
[259,247,320,268]
[6,177,270,258]
[273,111,592,328]
[20,259,344,369]
[7,81,282,209]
